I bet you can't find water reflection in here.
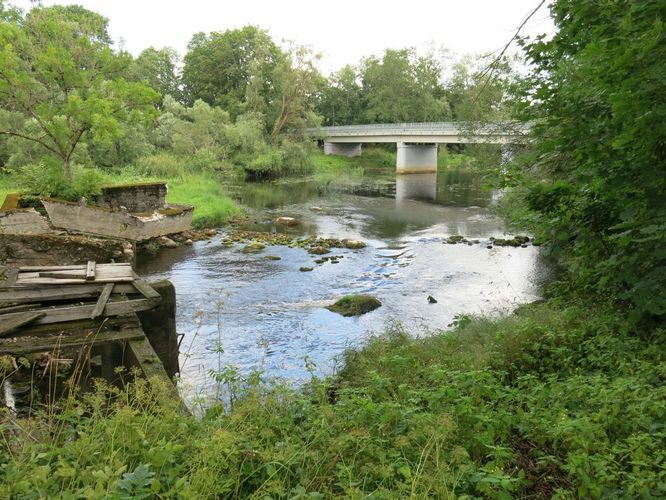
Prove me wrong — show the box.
[396,173,437,203]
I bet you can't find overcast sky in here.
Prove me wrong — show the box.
[11,0,554,73]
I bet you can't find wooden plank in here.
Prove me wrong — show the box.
[18,263,129,272]
[0,297,161,326]
[0,283,139,305]
[86,261,96,281]
[39,271,87,279]
[125,337,190,415]
[14,314,141,337]
[91,283,114,319]
[19,265,87,272]
[0,327,146,355]
[28,267,130,280]
[0,312,46,336]
[132,279,161,299]
[13,275,135,286]
[0,303,42,314]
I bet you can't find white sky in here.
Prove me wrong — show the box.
[11,0,554,73]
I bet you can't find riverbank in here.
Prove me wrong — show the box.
[2,298,662,498]
[0,170,240,229]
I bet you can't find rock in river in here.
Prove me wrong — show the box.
[343,239,367,249]
[326,295,382,317]
[275,216,299,226]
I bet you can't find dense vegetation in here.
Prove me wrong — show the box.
[1,0,664,497]
[0,1,512,203]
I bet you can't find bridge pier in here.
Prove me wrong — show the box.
[324,141,362,157]
[396,142,438,174]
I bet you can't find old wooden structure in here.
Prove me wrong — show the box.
[0,262,185,412]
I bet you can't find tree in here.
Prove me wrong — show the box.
[445,55,515,122]
[268,43,323,142]
[360,49,450,123]
[516,0,666,317]
[131,47,181,104]
[182,26,283,119]
[317,65,365,126]
[0,5,158,179]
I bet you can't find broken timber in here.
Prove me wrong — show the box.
[0,261,187,413]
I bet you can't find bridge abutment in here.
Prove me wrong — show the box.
[396,142,438,174]
[324,141,362,157]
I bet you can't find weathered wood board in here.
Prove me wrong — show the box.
[0,297,161,326]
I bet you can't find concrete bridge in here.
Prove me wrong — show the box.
[311,122,529,174]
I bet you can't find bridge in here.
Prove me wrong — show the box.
[310,122,529,174]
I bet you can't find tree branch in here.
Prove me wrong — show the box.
[0,129,60,156]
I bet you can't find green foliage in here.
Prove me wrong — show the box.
[10,162,105,200]
[242,141,314,181]
[135,153,185,179]
[360,48,450,123]
[182,26,283,118]
[0,5,159,179]
[166,174,240,228]
[131,46,181,103]
[513,0,666,318]
[2,302,663,498]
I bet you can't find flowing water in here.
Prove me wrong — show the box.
[137,167,546,398]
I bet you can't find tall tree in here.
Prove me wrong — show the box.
[517,0,666,317]
[0,5,158,179]
[131,47,181,104]
[317,65,365,126]
[181,26,282,118]
[360,49,450,123]
[268,43,323,141]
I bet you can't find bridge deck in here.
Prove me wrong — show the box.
[309,122,529,144]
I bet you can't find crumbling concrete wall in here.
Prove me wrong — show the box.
[0,209,52,235]
[97,183,168,213]
[42,199,193,241]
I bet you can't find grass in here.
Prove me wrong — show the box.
[0,175,18,206]
[166,175,239,228]
[326,294,382,316]
[1,300,663,498]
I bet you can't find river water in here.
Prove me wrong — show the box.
[137,167,545,399]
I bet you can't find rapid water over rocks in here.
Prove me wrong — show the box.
[138,168,546,397]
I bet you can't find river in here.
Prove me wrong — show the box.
[137,167,546,400]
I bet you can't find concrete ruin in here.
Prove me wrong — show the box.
[42,198,193,242]
[97,182,168,213]
[41,182,193,241]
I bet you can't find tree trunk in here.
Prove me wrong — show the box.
[63,157,72,180]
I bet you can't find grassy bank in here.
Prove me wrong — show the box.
[0,171,239,229]
[2,300,662,498]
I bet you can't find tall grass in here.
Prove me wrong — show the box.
[0,175,16,206]
[167,175,239,228]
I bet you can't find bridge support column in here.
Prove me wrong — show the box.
[324,141,362,157]
[396,142,438,174]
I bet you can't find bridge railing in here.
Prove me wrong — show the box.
[307,121,529,136]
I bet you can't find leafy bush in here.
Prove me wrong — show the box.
[10,162,105,200]
[515,0,666,318]
[243,147,285,181]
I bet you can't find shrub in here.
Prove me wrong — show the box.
[136,153,185,179]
